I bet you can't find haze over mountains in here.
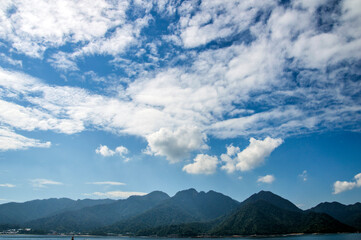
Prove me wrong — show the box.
[0,189,359,236]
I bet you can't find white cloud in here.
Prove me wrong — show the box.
[95,144,129,158]
[95,145,116,157]
[88,181,126,186]
[221,137,283,173]
[0,126,51,151]
[0,53,22,67]
[0,183,15,187]
[115,146,128,156]
[257,174,275,184]
[30,179,63,188]
[236,137,283,171]
[48,52,78,72]
[182,154,218,175]
[0,0,130,57]
[0,0,361,163]
[226,144,240,156]
[299,170,308,181]
[178,0,276,48]
[333,173,361,194]
[146,126,208,163]
[86,191,147,199]
[221,144,241,173]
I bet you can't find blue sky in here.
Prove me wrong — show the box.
[0,0,361,209]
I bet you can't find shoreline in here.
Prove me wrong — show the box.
[1,232,360,238]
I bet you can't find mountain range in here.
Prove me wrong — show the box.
[0,189,359,236]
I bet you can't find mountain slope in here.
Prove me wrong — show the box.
[240,190,301,212]
[211,200,354,235]
[26,191,170,232]
[0,198,114,224]
[105,188,240,234]
[309,202,361,230]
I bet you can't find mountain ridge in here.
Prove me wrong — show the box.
[0,189,359,236]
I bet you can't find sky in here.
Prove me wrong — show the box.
[0,0,361,209]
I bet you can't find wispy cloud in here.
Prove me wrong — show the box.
[88,181,126,186]
[333,173,361,194]
[30,179,63,188]
[0,0,130,58]
[85,191,147,199]
[0,183,15,188]
[299,170,308,182]
[0,53,22,67]
[257,175,275,184]
[0,126,51,151]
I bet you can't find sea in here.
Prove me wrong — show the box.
[0,234,360,240]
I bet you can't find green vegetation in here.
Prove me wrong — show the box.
[0,189,358,236]
[309,202,361,230]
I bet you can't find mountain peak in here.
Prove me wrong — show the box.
[241,190,301,212]
[174,188,198,198]
[145,191,170,200]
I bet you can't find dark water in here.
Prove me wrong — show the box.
[0,234,360,240]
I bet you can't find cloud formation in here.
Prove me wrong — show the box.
[333,173,361,194]
[299,170,308,182]
[30,179,63,188]
[0,126,51,151]
[0,183,15,187]
[221,137,283,173]
[146,126,208,163]
[183,154,218,175]
[86,191,147,199]
[95,145,129,161]
[88,181,126,186]
[257,175,275,184]
[0,0,130,57]
[0,0,360,164]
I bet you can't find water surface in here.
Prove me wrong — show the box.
[0,234,360,240]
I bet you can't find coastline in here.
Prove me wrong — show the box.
[1,232,360,239]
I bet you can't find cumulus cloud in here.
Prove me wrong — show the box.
[86,191,147,199]
[96,145,116,157]
[182,154,218,175]
[333,173,361,194]
[146,126,208,163]
[221,137,283,173]
[95,145,129,159]
[236,137,283,171]
[88,181,126,186]
[257,175,275,184]
[30,179,63,188]
[0,183,15,187]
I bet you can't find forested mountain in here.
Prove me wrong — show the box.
[104,188,240,234]
[26,191,170,232]
[211,200,354,235]
[0,198,114,225]
[309,202,361,230]
[240,190,302,212]
[0,189,359,236]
